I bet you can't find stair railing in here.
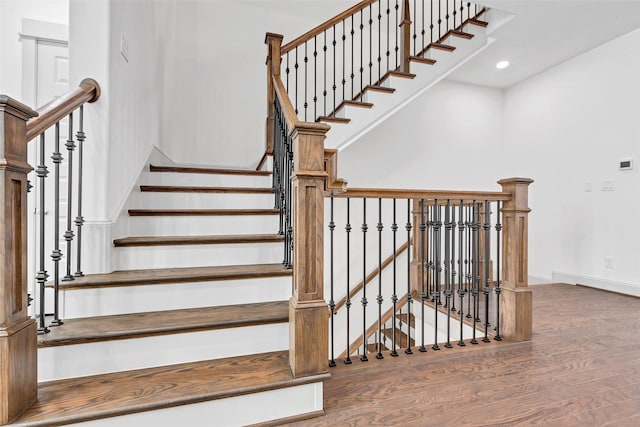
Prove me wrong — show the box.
[0,79,100,423]
[325,179,534,366]
[261,0,486,159]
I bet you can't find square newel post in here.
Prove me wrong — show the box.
[265,33,284,158]
[289,121,330,378]
[0,96,38,424]
[498,177,534,342]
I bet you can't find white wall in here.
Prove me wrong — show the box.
[158,0,358,168]
[502,27,640,289]
[0,0,68,99]
[339,79,504,191]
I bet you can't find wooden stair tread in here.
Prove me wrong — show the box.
[383,328,415,347]
[128,208,280,216]
[444,29,475,40]
[317,116,351,124]
[467,17,489,27]
[428,42,456,52]
[150,164,271,176]
[409,56,437,65]
[13,351,329,426]
[53,263,292,290]
[38,301,289,347]
[395,313,416,328]
[339,100,373,109]
[113,233,284,247]
[384,70,416,80]
[139,185,274,194]
[364,84,395,94]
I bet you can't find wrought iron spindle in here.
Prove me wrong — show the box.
[378,1,382,83]
[453,0,458,28]
[419,199,426,352]
[286,53,290,91]
[432,200,441,350]
[467,2,471,21]
[286,142,294,268]
[395,0,400,69]
[438,0,443,39]
[360,10,364,96]
[494,200,503,341]
[386,0,391,77]
[482,200,491,342]
[369,4,373,87]
[430,0,434,44]
[405,199,413,354]
[460,1,465,26]
[450,202,457,313]
[294,47,299,115]
[390,198,399,357]
[62,113,75,282]
[412,0,417,55]
[342,20,347,106]
[36,133,50,334]
[446,0,450,33]
[50,122,63,327]
[74,106,85,277]
[376,198,384,359]
[329,197,336,367]
[345,198,352,364]
[361,198,368,362]
[421,0,425,55]
[323,31,328,117]
[444,201,452,348]
[457,200,466,346]
[351,15,355,99]
[465,203,472,319]
[304,41,308,121]
[313,37,317,121]
[333,26,337,116]
[470,201,479,344]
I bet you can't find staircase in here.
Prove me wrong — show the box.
[13,165,328,426]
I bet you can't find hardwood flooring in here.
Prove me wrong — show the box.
[285,284,640,426]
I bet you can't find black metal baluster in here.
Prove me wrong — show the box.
[421,0,425,56]
[286,141,294,268]
[475,202,481,323]
[332,26,337,117]
[313,37,318,121]
[467,2,471,21]
[412,0,417,55]
[378,1,382,83]
[36,133,50,334]
[62,113,75,282]
[369,4,373,87]
[285,53,290,92]
[329,196,336,367]
[74,106,85,277]
[323,31,328,117]
[470,201,479,344]
[444,201,452,348]
[351,15,355,100]
[345,199,353,364]
[457,200,466,346]
[342,20,346,108]
[405,199,413,354]
[395,0,400,69]
[465,203,472,319]
[295,47,299,115]
[419,199,427,352]
[361,198,369,362]
[482,200,491,343]
[446,0,450,32]
[494,200,503,341]
[304,41,308,121]
[376,198,384,359]
[50,122,63,327]
[390,198,399,357]
[386,0,391,77]
[460,1,465,27]
[432,200,441,350]
[360,10,364,97]
[438,0,443,39]
[453,0,458,28]
[450,202,456,313]
[430,0,434,45]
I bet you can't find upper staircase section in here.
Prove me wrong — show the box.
[264,0,501,154]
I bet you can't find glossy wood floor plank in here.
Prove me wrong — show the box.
[285,284,640,426]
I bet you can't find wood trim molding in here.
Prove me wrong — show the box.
[334,187,512,201]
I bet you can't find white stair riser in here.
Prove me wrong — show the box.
[136,191,275,209]
[60,277,291,318]
[38,322,288,382]
[70,382,323,427]
[126,215,280,236]
[141,171,272,188]
[113,243,284,269]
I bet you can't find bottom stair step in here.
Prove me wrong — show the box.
[12,351,329,427]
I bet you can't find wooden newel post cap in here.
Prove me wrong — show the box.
[264,32,284,45]
[0,95,38,120]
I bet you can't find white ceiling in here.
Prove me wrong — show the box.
[447,0,640,88]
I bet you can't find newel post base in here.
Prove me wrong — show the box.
[0,96,39,424]
[289,122,330,378]
[498,177,534,342]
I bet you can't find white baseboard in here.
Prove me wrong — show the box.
[551,271,640,297]
[528,275,553,285]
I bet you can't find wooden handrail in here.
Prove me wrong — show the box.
[333,187,512,201]
[272,75,299,131]
[281,0,377,55]
[26,78,101,141]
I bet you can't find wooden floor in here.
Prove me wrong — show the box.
[285,284,640,426]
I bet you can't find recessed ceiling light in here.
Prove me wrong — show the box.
[496,60,510,69]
